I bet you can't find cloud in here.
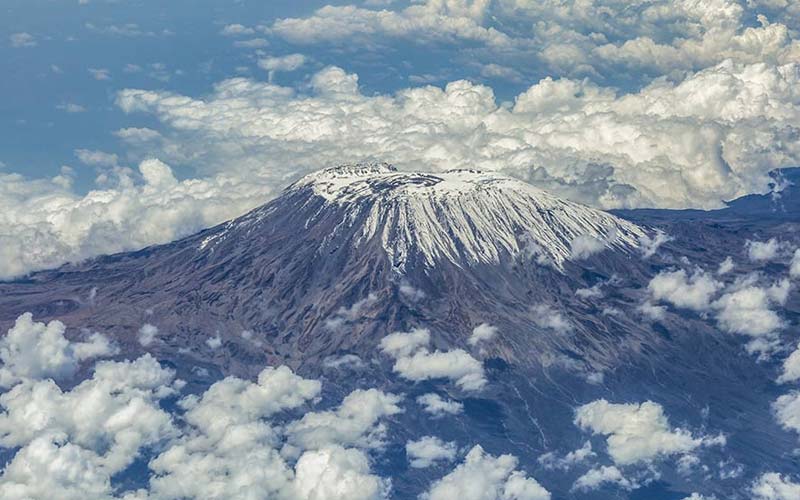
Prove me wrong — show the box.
[421,445,550,500]
[416,393,464,417]
[85,22,172,38]
[393,349,486,391]
[325,293,378,331]
[751,473,800,500]
[9,32,36,48]
[233,38,269,48]
[269,2,508,48]
[0,354,180,498]
[268,0,799,85]
[778,343,800,383]
[406,436,457,468]
[0,158,274,280]
[681,494,718,500]
[88,68,111,80]
[717,256,735,275]
[574,399,720,465]
[791,249,800,278]
[381,329,487,391]
[711,276,790,353]
[0,313,117,387]
[538,441,595,470]
[570,235,606,260]
[773,391,800,435]
[531,304,571,333]
[571,465,632,492]
[114,60,800,214]
[56,102,87,113]
[647,269,722,311]
[114,127,162,143]
[259,54,307,80]
[220,24,255,36]
[323,354,365,370]
[75,148,119,167]
[0,319,403,500]
[398,281,426,301]
[746,238,784,262]
[380,328,431,358]
[639,230,673,258]
[575,283,603,299]
[205,335,222,349]
[292,445,391,500]
[138,324,159,347]
[149,366,324,500]
[468,323,497,346]
[286,388,402,450]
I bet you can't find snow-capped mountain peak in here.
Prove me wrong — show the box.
[280,163,645,270]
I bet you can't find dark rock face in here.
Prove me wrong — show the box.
[0,166,799,499]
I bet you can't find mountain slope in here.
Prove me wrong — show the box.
[0,164,651,372]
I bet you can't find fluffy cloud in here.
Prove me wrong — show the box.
[778,344,800,383]
[286,388,402,451]
[751,473,800,499]
[569,235,606,260]
[380,329,487,391]
[269,0,800,82]
[325,293,378,331]
[220,23,255,36]
[682,494,718,500]
[114,60,800,215]
[0,313,117,387]
[9,32,36,48]
[292,445,391,500]
[773,391,800,435]
[717,256,735,275]
[791,249,800,278]
[468,323,497,346]
[259,54,307,81]
[416,393,464,417]
[647,269,722,311]
[0,314,403,500]
[574,399,718,465]
[422,445,550,500]
[406,436,458,468]
[531,304,571,333]
[712,276,790,352]
[571,465,632,492]
[0,353,180,499]
[639,231,673,258]
[538,441,595,470]
[269,1,508,48]
[138,323,159,347]
[0,158,274,280]
[747,238,783,262]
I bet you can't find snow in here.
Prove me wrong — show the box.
[287,163,646,270]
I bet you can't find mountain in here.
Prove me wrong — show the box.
[0,164,650,373]
[0,164,798,499]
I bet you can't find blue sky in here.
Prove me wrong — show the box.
[2,1,324,187]
[2,0,800,278]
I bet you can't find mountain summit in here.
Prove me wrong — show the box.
[203,163,645,271]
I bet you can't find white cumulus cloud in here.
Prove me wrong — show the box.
[380,329,487,391]
[574,399,719,465]
[421,445,550,500]
[406,436,457,468]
